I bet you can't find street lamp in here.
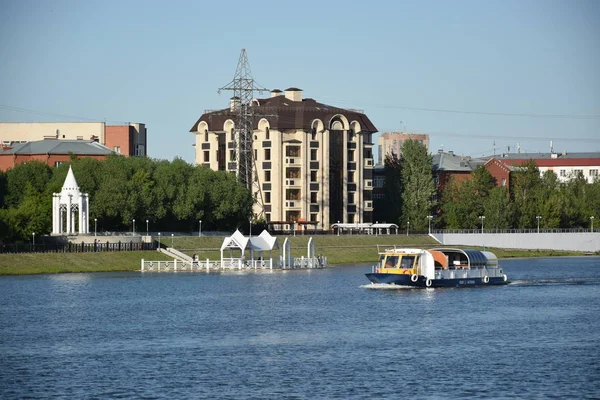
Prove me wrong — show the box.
[479,215,485,234]
[32,232,35,249]
[337,221,340,236]
[146,219,149,237]
[94,218,97,237]
[427,215,433,234]
[590,216,594,233]
[536,216,542,233]
[199,220,202,237]
[406,221,410,236]
[249,219,252,237]
[171,233,174,248]
[132,219,135,235]
[158,232,161,248]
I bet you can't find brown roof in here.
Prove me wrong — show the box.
[189,95,378,133]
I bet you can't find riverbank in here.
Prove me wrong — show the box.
[0,234,591,275]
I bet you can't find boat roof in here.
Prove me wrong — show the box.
[431,248,490,266]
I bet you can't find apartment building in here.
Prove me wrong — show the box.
[0,122,147,157]
[189,88,378,229]
[376,132,429,165]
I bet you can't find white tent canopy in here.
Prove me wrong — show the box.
[220,229,280,265]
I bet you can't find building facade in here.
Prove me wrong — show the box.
[0,140,117,171]
[376,132,429,165]
[190,88,378,230]
[483,152,600,184]
[0,122,147,157]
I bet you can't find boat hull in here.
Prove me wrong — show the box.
[365,273,508,288]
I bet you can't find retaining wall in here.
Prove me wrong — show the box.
[432,232,600,253]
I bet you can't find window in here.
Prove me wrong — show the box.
[265,213,271,222]
[348,171,354,183]
[229,150,235,160]
[347,150,354,162]
[204,130,209,142]
[266,127,270,140]
[348,193,355,204]
[265,192,271,203]
[264,148,271,160]
[254,149,257,160]
[311,192,318,204]
[374,175,385,188]
[203,151,210,162]
[502,178,506,186]
[54,161,64,167]
[589,169,598,177]
[286,146,300,157]
[560,169,566,177]
[230,130,235,141]
[348,129,354,142]
[265,170,271,182]
[311,128,316,141]
[310,213,318,222]
[311,170,317,182]
[113,146,121,153]
[311,149,317,161]
[136,145,145,156]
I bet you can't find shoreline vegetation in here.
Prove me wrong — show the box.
[0,235,595,276]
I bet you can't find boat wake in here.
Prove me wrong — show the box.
[360,283,432,290]
[509,278,599,286]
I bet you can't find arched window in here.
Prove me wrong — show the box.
[266,127,270,140]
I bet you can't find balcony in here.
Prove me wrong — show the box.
[364,158,373,168]
[364,179,373,190]
[364,201,373,211]
[285,201,302,209]
[286,157,301,165]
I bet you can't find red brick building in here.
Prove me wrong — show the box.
[0,140,118,171]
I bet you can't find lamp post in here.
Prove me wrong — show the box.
[406,221,410,236]
[94,218,97,237]
[158,232,161,248]
[249,219,252,237]
[32,232,35,250]
[590,216,594,233]
[146,220,149,237]
[536,216,542,233]
[171,233,174,248]
[199,220,202,237]
[427,215,433,234]
[132,219,135,236]
[479,215,485,234]
[337,221,340,236]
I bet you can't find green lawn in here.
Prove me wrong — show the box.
[0,234,588,276]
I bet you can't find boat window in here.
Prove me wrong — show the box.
[400,256,416,269]
[384,255,399,268]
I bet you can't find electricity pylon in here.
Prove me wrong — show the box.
[218,49,269,219]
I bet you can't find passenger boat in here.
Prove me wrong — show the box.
[365,246,508,288]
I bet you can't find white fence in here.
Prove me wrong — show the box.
[141,256,327,272]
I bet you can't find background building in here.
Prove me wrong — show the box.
[376,132,429,165]
[190,88,378,230]
[0,140,117,171]
[0,122,147,157]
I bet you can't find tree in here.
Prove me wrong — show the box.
[510,160,542,229]
[5,161,52,208]
[376,152,402,224]
[400,140,436,231]
[484,186,512,229]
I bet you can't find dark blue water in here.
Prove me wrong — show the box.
[1,257,599,399]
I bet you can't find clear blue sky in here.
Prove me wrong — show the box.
[1,0,598,163]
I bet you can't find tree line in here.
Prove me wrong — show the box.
[375,140,600,231]
[0,155,254,242]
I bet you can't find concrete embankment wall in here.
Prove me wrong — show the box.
[432,232,600,253]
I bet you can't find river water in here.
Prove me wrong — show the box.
[1,257,599,399]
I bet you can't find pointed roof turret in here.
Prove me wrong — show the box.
[60,166,81,199]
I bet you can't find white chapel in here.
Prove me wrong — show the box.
[52,166,90,235]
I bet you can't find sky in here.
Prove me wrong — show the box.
[0,0,599,163]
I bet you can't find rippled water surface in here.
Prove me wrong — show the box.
[1,257,599,399]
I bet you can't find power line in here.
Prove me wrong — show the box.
[0,104,128,125]
[315,96,600,120]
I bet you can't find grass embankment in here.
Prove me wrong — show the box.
[0,235,590,276]
[0,251,173,276]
